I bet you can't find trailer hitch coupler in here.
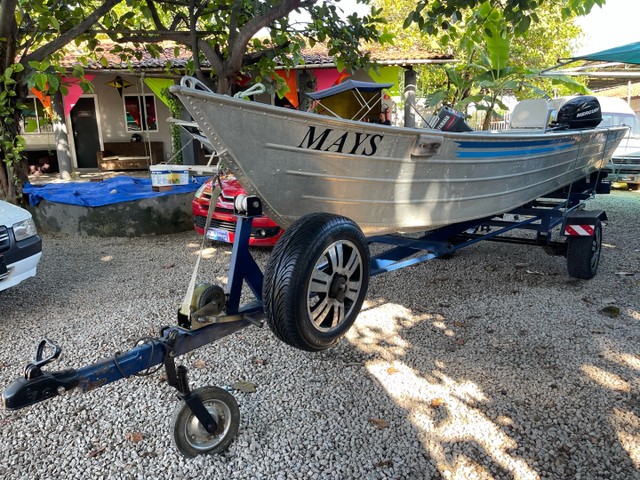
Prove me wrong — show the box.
[2,370,79,410]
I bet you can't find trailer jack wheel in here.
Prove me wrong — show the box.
[171,386,240,457]
[567,219,602,279]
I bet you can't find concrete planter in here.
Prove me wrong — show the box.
[28,191,194,237]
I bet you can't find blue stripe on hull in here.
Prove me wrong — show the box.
[456,138,575,158]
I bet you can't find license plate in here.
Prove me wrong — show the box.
[205,228,231,243]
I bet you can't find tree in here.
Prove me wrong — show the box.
[375,0,591,128]
[1,0,387,204]
[0,0,123,203]
[104,0,387,94]
[408,0,605,37]
[435,2,589,129]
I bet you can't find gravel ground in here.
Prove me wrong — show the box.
[0,190,638,480]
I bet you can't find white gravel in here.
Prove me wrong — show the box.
[0,190,639,479]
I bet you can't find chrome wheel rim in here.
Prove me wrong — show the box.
[306,239,364,332]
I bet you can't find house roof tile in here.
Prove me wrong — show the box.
[61,41,453,71]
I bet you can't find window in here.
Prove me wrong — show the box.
[21,97,52,134]
[124,94,157,132]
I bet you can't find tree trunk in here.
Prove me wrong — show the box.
[216,74,234,95]
[0,94,28,204]
[482,100,497,130]
[0,0,19,202]
[0,163,10,202]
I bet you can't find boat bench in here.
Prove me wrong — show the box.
[97,141,165,171]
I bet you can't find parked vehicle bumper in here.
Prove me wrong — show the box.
[1,250,42,291]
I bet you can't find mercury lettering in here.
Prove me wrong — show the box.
[297,126,383,156]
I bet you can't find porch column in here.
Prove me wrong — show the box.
[404,68,417,128]
[52,91,72,180]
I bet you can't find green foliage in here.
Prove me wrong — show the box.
[376,0,591,128]
[410,0,605,37]
[0,64,27,200]
[161,87,183,165]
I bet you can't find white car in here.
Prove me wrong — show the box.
[0,200,42,292]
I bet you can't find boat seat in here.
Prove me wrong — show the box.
[509,99,552,130]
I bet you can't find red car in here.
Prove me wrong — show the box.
[192,175,284,247]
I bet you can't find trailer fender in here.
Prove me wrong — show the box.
[563,210,607,237]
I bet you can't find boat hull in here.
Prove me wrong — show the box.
[172,85,628,236]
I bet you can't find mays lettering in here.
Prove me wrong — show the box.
[297,126,383,156]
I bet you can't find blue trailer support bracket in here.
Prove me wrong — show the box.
[226,213,264,314]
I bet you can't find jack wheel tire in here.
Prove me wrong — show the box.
[264,213,370,351]
[567,220,602,279]
[171,386,240,458]
[628,183,640,191]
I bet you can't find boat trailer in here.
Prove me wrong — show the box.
[2,173,610,457]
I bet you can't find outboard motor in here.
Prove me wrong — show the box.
[551,96,602,129]
[428,106,473,132]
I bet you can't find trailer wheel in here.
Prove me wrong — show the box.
[264,213,370,351]
[566,220,602,279]
[171,386,240,457]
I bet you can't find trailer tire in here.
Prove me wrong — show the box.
[171,386,240,457]
[264,213,370,351]
[566,219,602,279]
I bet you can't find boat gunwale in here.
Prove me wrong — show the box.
[171,84,629,141]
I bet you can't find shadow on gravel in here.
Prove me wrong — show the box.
[347,216,640,479]
[347,298,640,478]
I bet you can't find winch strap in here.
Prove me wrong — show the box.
[179,178,222,316]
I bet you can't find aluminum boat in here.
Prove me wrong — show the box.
[171,78,628,236]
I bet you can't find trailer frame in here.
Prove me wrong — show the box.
[2,173,611,456]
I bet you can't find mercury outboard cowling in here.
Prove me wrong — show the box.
[552,96,602,129]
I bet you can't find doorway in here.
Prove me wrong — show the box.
[70,97,101,168]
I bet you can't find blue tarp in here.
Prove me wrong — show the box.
[24,176,208,208]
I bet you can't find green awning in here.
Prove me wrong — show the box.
[567,41,640,65]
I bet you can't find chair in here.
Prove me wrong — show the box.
[509,99,552,130]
